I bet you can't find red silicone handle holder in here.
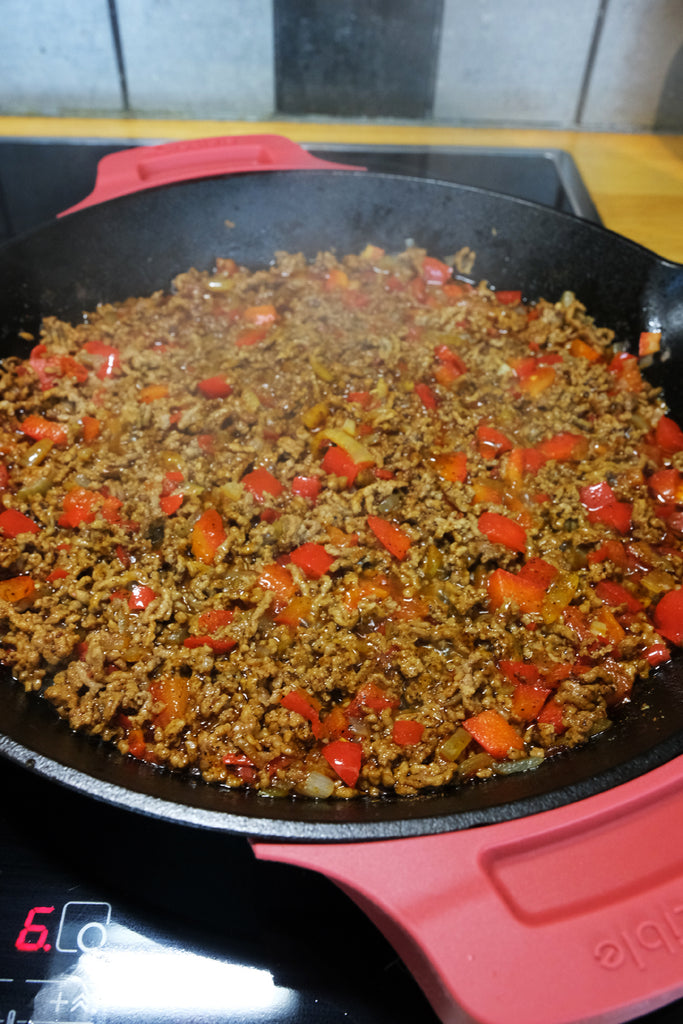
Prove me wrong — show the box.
[59,134,362,215]
[253,755,683,1024]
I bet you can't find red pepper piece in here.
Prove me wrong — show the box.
[537,699,566,734]
[197,375,232,399]
[321,445,370,487]
[58,487,100,528]
[518,558,559,589]
[393,720,425,745]
[81,416,101,443]
[242,467,283,501]
[499,660,541,687]
[511,682,552,721]
[487,567,546,614]
[653,588,683,645]
[128,584,156,611]
[579,481,632,534]
[346,390,373,408]
[463,709,524,758]
[495,290,522,305]
[183,636,236,654]
[648,468,683,505]
[235,326,270,348]
[594,580,644,614]
[46,567,68,583]
[258,563,296,604]
[291,475,321,500]
[274,594,312,627]
[536,432,587,462]
[243,303,278,326]
[367,515,411,560]
[644,642,671,667]
[477,511,527,553]
[608,352,642,393]
[0,576,36,602]
[421,256,452,285]
[197,608,234,633]
[348,681,400,716]
[20,413,69,447]
[0,508,41,537]
[414,382,438,410]
[280,688,323,738]
[289,542,335,578]
[191,508,226,564]
[434,344,467,375]
[655,415,683,455]
[476,423,513,458]
[83,340,120,380]
[322,739,362,787]
[432,451,468,484]
[161,470,184,497]
[160,493,184,515]
[639,331,662,356]
[150,676,189,729]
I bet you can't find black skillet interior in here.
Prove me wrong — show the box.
[1,169,682,842]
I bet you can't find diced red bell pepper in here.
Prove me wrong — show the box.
[639,331,661,357]
[579,481,632,534]
[126,728,148,760]
[367,515,411,560]
[476,423,513,458]
[512,682,552,722]
[393,720,425,745]
[197,434,215,453]
[274,594,312,627]
[587,539,628,568]
[197,608,234,633]
[608,352,642,393]
[128,584,156,611]
[139,384,169,404]
[346,390,373,408]
[197,375,232,399]
[421,256,452,285]
[289,542,335,578]
[81,415,101,443]
[653,588,683,645]
[149,675,188,729]
[477,511,527,553]
[570,338,601,362]
[321,445,369,487]
[432,451,468,484]
[160,493,184,515]
[519,557,558,589]
[292,476,321,500]
[496,290,522,305]
[415,382,438,410]
[258,562,296,603]
[58,487,100,527]
[100,495,123,524]
[594,580,643,614]
[0,464,8,491]
[280,688,323,738]
[511,357,556,396]
[348,681,400,716]
[242,467,283,502]
[20,413,69,447]
[648,468,683,505]
[322,739,362,787]
[324,267,350,290]
[46,567,68,583]
[235,326,270,347]
[537,699,566,734]
[83,340,120,379]
[243,304,278,326]
[644,642,671,667]
[434,344,467,377]
[463,709,524,757]
[655,415,683,455]
[0,508,41,537]
[536,432,587,462]
[183,635,236,654]
[0,576,35,602]
[191,508,226,563]
[487,567,547,614]
[499,660,541,687]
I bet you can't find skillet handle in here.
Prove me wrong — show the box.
[252,755,683,1024]
[59,134,363,216]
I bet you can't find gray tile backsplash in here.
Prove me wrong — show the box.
[0,0,679,130]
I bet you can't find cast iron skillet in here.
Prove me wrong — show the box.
[0,138,682,843]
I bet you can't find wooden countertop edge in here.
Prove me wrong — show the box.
[0,116,681,263]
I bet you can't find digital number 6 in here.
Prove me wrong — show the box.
[15,906,54,951]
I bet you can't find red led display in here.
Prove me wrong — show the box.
[15,906,54,952]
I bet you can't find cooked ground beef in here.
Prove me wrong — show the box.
[0,245,681,799]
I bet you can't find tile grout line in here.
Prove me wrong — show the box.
[573,0,610,127]
[107,0,131,114]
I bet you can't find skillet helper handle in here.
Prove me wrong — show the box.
[252,755,683,1024]
[59,134,363,215]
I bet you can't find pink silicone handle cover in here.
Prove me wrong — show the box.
[59,134,363,215]
[253,755,683,1024]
